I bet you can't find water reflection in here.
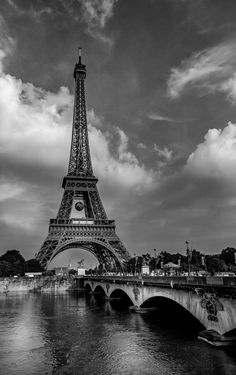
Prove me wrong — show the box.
[0,292,235,375]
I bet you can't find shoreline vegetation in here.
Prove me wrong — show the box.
[0,247,236,278]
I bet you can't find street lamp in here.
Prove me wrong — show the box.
[134,254,139,276]
[153,249,157,274]
[133,253,136,275]
[185,241,191,276]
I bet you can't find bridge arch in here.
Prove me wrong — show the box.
[139,289,207,329]
[110,288,134,305]
[140,295,205,331]
[84,282,92,292]
[94,285,106,296]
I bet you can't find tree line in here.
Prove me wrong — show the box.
[0,250,43,277]
[0,247,236,277]
[123,248,236,275]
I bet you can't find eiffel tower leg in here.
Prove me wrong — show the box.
[36,236,59,269]
[37,229,129,271]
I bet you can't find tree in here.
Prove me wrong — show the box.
[0,261,16,277]
[69,269,77,275]
[25,259,44,272]
[43,270,55,276]
[206,256,227,273]
[0,250,26,276]
[0,250,25,264]
[221,247,236,265]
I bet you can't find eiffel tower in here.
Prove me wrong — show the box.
[36,49,130,270]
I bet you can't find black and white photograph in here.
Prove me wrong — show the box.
[0,1,236,374]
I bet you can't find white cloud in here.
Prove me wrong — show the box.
[89,125,155,192]
[168,40,236,102]
[87,108,105,128]
[221,73,236,103]
[148,113,174,122]
[0,177,44,230]
[0,203,42,230]
[79,0,117,28]
[0,74,73,169]
[0,179,26,202]
[0,29,156,234]
[117,129,138,164]
[137,143,147,149]
[78,0,118,45]
[7,0,53,19]
[0,69,155,193]
[184,121,236,183]
[154,144,173,161]
[0,15,15,70]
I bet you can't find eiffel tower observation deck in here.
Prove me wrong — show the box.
[36,49,130,270]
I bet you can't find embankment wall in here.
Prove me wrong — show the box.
[0,276,83,292]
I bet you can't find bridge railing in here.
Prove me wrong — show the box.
[84,275,236,288]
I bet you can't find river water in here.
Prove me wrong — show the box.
[0,291,235,375]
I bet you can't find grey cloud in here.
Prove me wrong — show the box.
[167,39,236,103]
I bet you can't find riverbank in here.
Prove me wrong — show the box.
[0,276,84,292]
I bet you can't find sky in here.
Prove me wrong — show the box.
[1,0,236,266]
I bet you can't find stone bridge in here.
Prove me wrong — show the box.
[84,275,236,346]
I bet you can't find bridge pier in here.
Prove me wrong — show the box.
[198,329,236,347]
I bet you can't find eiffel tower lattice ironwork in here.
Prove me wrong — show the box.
[36,49,130,269]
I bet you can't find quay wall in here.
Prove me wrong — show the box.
[0,276,83,292]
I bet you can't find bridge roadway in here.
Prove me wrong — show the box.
[83,275,236,346]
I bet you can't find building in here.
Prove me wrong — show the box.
[54,267,69,276]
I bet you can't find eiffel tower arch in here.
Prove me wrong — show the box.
[36,49,130,270]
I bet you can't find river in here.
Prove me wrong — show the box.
[0,291,235,375]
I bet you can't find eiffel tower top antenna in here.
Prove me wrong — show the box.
[78,46,82,64]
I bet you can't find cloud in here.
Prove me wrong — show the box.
[0,67,154,191]
[0,14,15,69]
[137,143,147,150]
[153,144,173,171]
[0,27,156,234]
[147,113,174,122]
[7,0,53,19]
[79,0,117,28]
[0,178,26,202]
[0,200,43,231]
[220,73,236,103]
[159,121,236,212]
[89,125,155,192]
[154,144,173,161]
[0,75,73,170]
[78,0,118,45]
[0,177,43,230]
[167,39,236,103]
[150,120,236,252]
[87,108,105,129]
[184,121,236,184]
